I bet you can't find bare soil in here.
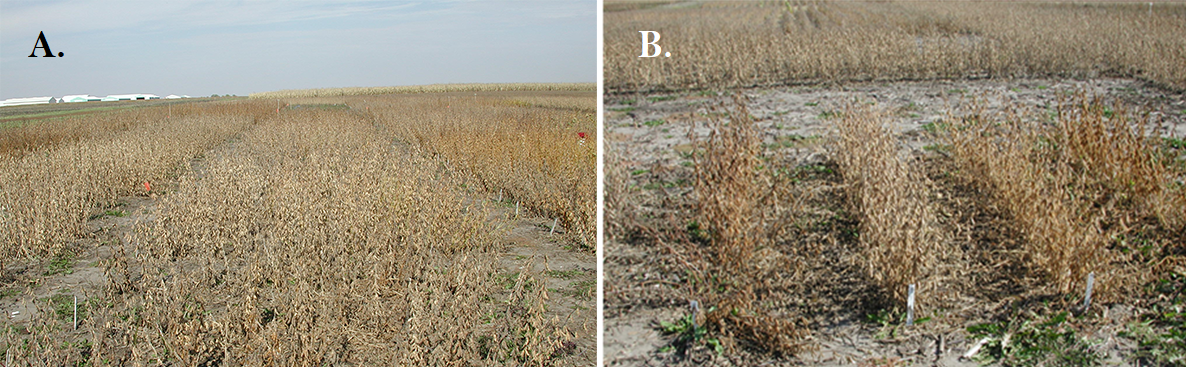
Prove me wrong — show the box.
[604,77,1186,366]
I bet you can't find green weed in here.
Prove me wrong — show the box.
[967,311,1100,367]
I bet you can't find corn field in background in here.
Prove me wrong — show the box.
[605,1,1186,93]
[249,82,594,99]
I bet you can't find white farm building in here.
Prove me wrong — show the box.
[2,93,179,107]
[1,97,57,107]
[61,95,102,103]
[104,94,160,101]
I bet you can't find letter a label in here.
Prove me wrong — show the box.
[29,31,58,57]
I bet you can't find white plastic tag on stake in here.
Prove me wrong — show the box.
[73,295,78,330]
[906,284,916,326]
[1084,272,1095,311]
[550,218,558,235]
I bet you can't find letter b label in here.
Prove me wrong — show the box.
[639,31,661,58]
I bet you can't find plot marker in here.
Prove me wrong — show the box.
[906,284,916,326]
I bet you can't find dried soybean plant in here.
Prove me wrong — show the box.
[940,93,1184,297]
[834,105,943,308]
[1051,93,1186,230]
[4,99,581,366]
[692,95,764,278]
[87,109,565,365]
[0,101,270,261]
[361,92,597,249]
[690,95,809,356]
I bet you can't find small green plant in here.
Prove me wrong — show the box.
[686,220,710,244]
[818,110,841,119]
[795,163,834,176]
[1163,137,1186,150]
[967,311,1100,367]
[1121,273,1186,366]
[565,280,595,301]
[643,119,666,127]
[921,121,949,134]
[610,106,637,113]
[44,251,76,275]
[659,310,723,355]
[631,169,648,176]
[45,292,88,322]
[496,272,531,290]
[922,143,951,153]
[805,101,819,106]
[648,95,678,102]
[88,209,126,220]
[864,309,927,340]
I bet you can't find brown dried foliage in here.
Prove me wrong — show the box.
[359,92,597,249]
[693,95,763,276]
[835,106,943,306]
[3,94,585,365]
[605,1,1186,93]
[946,93,1184,297]
[0,102,272,261]
[690,95,809,356]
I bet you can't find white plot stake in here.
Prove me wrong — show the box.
[73,295,77,330]
[690,300,700,329]
[1083,272,1095,311]
[906,284,916,326]
[498,190,503,202]
[515,202,520,218]
[549,218,558,235]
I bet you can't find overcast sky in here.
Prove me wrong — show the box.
[0,1,595,99]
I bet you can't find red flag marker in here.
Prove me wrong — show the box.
[144,181,151,192]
